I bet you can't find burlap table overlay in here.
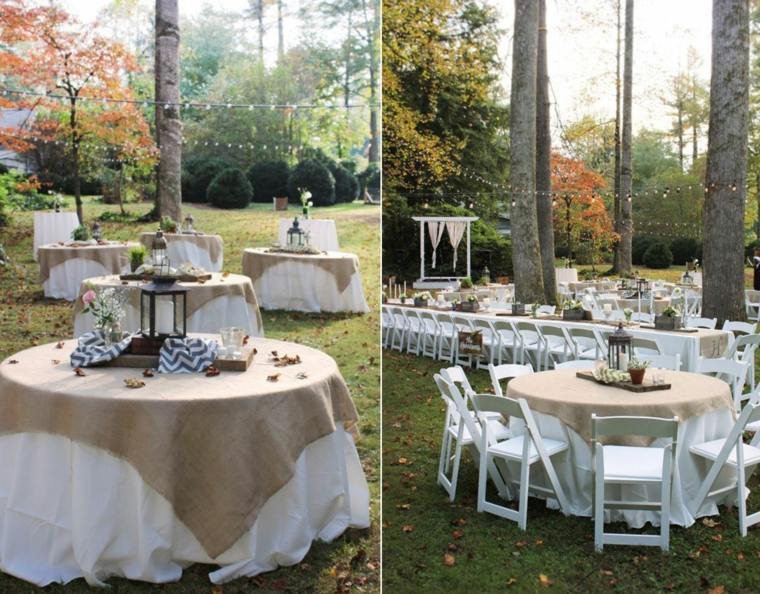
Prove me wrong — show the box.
[139,232,223,265]
[0,336,358,559]
[73,273,263,331]
[38,242,135,284]
[507,368,733,447]
[242,248,359,293]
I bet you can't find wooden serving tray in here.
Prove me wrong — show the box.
[639,324,699,333]
[119,273,213,282]
[495,312,530,317]
[100,346,255,372]
[575,370,671,392]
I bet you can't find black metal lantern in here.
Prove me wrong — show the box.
[140,281,188,341]
[91,221,101,241]
[184,213,194,233]
[287,217,305,247]
[635,277,650,297]
[608,323,633,371]
[152,229,169,272]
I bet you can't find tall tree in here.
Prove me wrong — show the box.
[703,0,750,322]
[616,0,634,273]
[535,0,555,302]
[277,0,285,60]
[662,73,689,172]
[612,0,622,272]
[361,0,380,163]
[510,0,544,302]
[155,0,182,221]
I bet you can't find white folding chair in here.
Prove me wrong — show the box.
[436,312,458,363]
[418,310,440,359]
[567,326,607,361]
[537,324,574,369]
[435,374,510,502]
[441,365,475,397]
[745,291,760,321]
[638,353,681,371]
[492,318,521,365]
[488,362,534,398]
[696,358,749,411]
[689,401,760,536]
[388,306,407,352]
[723,320,758,343]
[471,317,499,369]
[404,308,423,355]
[685,317,717,330]
[592,414,678,551]
[555,359,596,370]
[472,394,569,530]
[631,312,653,324]
[723,333,760,392]
[381,306,393,348]
[514,321,543,370]
[452,314,476,367]
[632,336,664,358]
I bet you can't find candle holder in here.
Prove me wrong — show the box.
[608,323,632,371]
[130,281,188,355]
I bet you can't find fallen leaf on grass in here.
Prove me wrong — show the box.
[702,517,720,528]
[143,369,155,377]
[124,378,145,389]
[271,353,302,367]
[205,366,221,377]
[452,529,464,539]
[401,525,414,533]
[708,586,725,594]
[450,517,467,527]
[74,367,86,376]
[8,359,19,364]
[506,578,517,587]
[443,553,455,567]
[538,574,553,587]
[396,503,411,510]
[267,373,281,382]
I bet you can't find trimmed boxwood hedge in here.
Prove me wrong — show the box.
[206,168,253,209]
[247,160,289,203]
[669,237,700,265]
[643,241,673,269]
[287,159,335,206]
[182,157,230,203]
[333,165,359,203]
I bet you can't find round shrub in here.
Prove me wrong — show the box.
[63,175,102,195]
[358,163,380,200]
[669,237,700,265]
[643,241,673,269]
[287,159,335,206]
[632,235,656,265]
[246,160,289,203]
[206,168,253,209]
[182,157,230,203]
[333,165,359,203]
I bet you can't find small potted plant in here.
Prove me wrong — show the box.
[456,294,479,312]
[400,294,407,304]
[627,358,650,385]
[459,277,474,291]
[71,224,91,242]
[531,303,540,318]
[562,299,585,321]
[159,216,178,233]
[413,291,432,307]
[623,307,633,323]
[655,306,682,330]
[128,245,147,273]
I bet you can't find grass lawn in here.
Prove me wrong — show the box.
[0,198,380,593]
[382,351,760,593]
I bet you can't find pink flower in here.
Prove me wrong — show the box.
[82,289,97,306]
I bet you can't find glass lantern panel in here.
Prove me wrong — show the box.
[141,293,152,336]
[155,294,176,335]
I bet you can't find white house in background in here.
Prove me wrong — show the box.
[0,109,36,173]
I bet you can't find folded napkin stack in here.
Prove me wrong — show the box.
[158,337,218,374]
[70,330,133,368]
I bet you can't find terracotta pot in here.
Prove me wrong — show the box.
[629,368,646,385]
[273,196,289,211]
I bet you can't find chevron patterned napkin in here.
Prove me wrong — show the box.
[70,330,133,367]
[158,337,219,374]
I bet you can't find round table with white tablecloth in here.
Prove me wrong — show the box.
[278,218,339,252]
[38,241,136,301]
[33,211,80,261]
[73,273,263,337]
[506,369,737,527]
[139,232,224,272]
[555,268,578,286]
[0,335,368,587]
[242,248,369,313]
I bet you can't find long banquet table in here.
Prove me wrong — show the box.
[506,369,737,527]
[0,335,369,586]
[383,303,731,371]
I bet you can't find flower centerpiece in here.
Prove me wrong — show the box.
[300,189,313,219]
[623,307,633,323]
[459,276,474,290]
[655,305,682,330]
[627,358,650,385]
[455,294,479,312]
[81,285,128,344]
[413,291,432,307]
[531,303,540,318]
[562,298,585,321]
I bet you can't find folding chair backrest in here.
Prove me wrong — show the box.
[696,358,748,407]
[537,305,556,315]
[419,310,438,326]
[702,402,760,475]
[639,353,681,371]
[515,321,538,334]
[632,336,663,355]
[471,393,524,422]
[591,414,678,443]
[452,314,474,331]
[472,317,495,334]
[488,362,533,397]
[555,359,596,370]
[723,320,757,337]
[539,324,568,341]
[729,334,760,360]
[435,374,484,446]
[686,317,717,330]
[441,365,475,396]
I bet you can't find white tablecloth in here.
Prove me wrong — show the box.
[33,212,79,261]
[555,268,578,286]
[139,233,224,272]
[0,426,369,586]
[507,407,736,527]
[278,219,340,252]
[243,249,369,314]
[73,274,263,337]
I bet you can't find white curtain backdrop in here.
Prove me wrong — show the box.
[427,221,444,269]
[445,221,466,270]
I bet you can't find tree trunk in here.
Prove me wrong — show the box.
[535,0,555,303]
[612,0,622,272]
[703,0,749,323]
[616,0,634,273]
[691,79,699,165]
[155,0,182,222]
[365,0,380,164]
[68,97,83,224]
[344,9,352,110]
[509,0,544,302]
[277,0,284,61]
[257,0,265,63]
[677,100,685,172]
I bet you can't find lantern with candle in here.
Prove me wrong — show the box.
[152,229,169,274]
[608,323,633,371]
[286,217,306,248]
[132,280,188,355]
[91,221,102,241]
[183,213,194,233]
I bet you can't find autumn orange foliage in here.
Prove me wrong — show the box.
[551,153,618,263]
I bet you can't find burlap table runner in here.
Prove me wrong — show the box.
[73,273,263,332]
[0,335,358,558]
[139,232,223,265]
[242,248,359,293]
[38,242,135,284]
[507,368,733,446]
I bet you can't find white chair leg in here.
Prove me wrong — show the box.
[594,463,604,552]
[449,439,463,502]
[739,463,747,537]
[518,459,530,530]
[477,449,489,513]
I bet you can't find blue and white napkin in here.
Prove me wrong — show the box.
[70,330,133,368]
[158,337,218,374]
